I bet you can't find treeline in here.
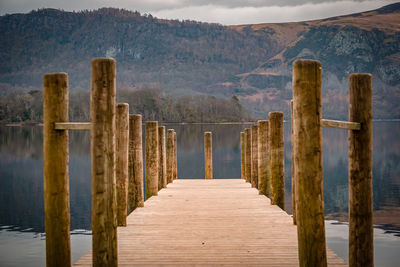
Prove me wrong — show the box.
[0,88,253,123]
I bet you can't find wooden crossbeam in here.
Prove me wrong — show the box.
[321,119,360,130]
[54,122,91,130]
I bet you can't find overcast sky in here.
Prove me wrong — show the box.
[0,0,398,24]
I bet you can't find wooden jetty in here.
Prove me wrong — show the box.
[74,179,346,266]
[43,58,372,267]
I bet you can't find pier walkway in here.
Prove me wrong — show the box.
[74,179,347,266]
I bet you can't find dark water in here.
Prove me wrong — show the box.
[0,122,399,266]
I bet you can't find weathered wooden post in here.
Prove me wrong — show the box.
[116,103,129,226]
[258,120,269,196]
[158,126,167,190]
[43,73,70,267]
[245,128,252,184]
[90,58,118,266]
[166,129,174,184]
[173,131,178,180]
[349,74,373,267]
[293,59,327,267]
[251,125,258,188]
[269,112,284,209]
[204,132,213,179]
[240,132,245,180]
[128,114,144,213]
[291,100,297,225]
[145,121,159,199]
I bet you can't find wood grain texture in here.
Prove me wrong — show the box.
[116,103,129,227]
[166,129,174,184]
[291,100,297,225]
[128,114,144,213]
[269,112,284,210]
[54,122,91,130]
[43,73,70,267]
[240,132,245,180]
[90,58,117,267]
[73,179,347,266]
[173,131,178,180]
[293,59,327,267]
[349,74,373,267]
[258,120,270,197]
[245,128,252,184]
[251,125,258,188]
[320,119,360,130]
[145,121,159,200]
[158,126,167,190]
[204,132,213,179]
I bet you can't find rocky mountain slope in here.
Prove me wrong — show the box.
[1,3,399,119]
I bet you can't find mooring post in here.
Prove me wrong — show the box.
[128,114,144,213]
[90,58,118,267]
[166,129,174,184]
[116,103,129,226]
[251,125,258,188]
[158,126,167,190]
[204,131,213,179]
[240,131,245,180]
[269,112,284,209]
[291,100,297,225]
[293,59,327,267]
[145,121,159,199]
[43,73,70,267]
[245,128,252,184]
[349,74,373,267]
[173,131,178,180]
[258,120,270,197]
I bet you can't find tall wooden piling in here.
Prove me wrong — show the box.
[291,100,297,225]
[116,103,129,227]
[204,132,213,179]
[251,125,258,188]
[128,114,144,213]
[349,74,373,267]
[158,126,167,190]
[293,59,327,267]
[145,121,159,199]
[269,113,284,209]
[258,120,270,197]
[173,131,178,180]
[245,128,252,184]
[43,73,70,267]
[166,129,174,184]
[90,58,118,267]
[240,132,245,180]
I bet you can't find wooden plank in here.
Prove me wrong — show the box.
[321,119,360,130]
[54,122,90,130]
[74,179,347,266]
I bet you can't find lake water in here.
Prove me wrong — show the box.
[0,122,399,266]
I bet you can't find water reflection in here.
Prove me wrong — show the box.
[0,122,399,233]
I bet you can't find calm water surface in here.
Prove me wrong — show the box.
[0,122,399,266]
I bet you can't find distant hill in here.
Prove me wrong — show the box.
[1,3,399,119]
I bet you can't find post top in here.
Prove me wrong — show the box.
[44,72,68,79]
[117,103,129,108]
[91,57,116,64]
[204,131,212,135]
[269,112,284,119]
[158,126,166,130]
[293,59,321,69]
[145,121,158,126]
[251,125,258,130]
[167,129,174,132]
[257,120,268,126]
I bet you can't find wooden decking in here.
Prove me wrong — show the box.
[74,179,347,266]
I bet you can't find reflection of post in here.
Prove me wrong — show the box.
[90,58,118,266]
[158,126,167,190]
[257,120,269,196]
[173,131,178,180]
[166,129,174,184]
[116,103,129,226]
[240,132,245,180]
[204,132,213,179]
[293,59,327,267]
[269,112,284,209]
[245,128,252,184]
[43,73,70,267]
[251,125,258,188]
[349,74,373,267]
[291,100,296,225]
[145,121,159,200]
[128,114,144,213]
